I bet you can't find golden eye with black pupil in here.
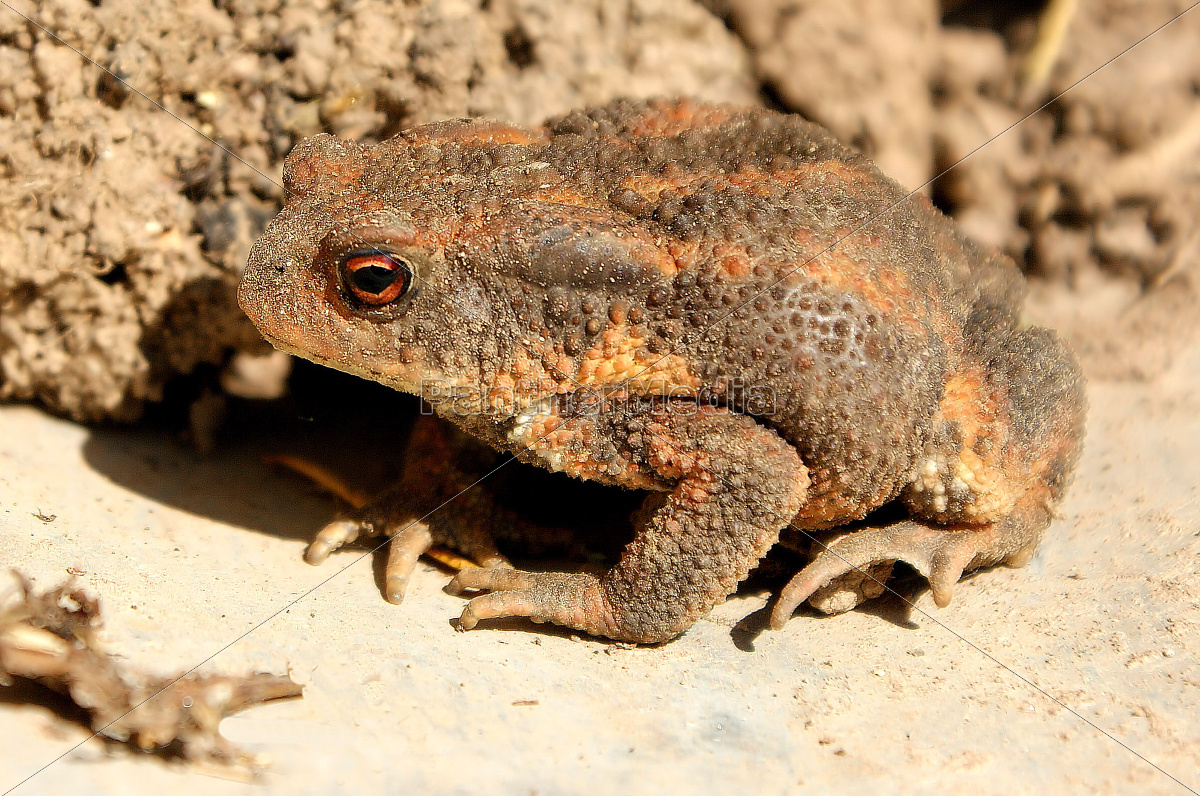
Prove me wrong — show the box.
[340,250,413,306]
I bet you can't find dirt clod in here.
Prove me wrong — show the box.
[0,0,755,421]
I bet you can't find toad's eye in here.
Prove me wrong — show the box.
[340,250,413,306]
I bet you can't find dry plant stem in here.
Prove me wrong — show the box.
[1019,0,1080,97]
[264,455,373,507]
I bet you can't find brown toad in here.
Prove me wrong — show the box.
[238,98,1086,643]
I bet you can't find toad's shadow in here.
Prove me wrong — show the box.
[81,362,416,543]
[84,359,936,646]
[82,359,638,559]
[83,357,940,650]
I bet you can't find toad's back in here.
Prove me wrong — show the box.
[511,100,1033,525]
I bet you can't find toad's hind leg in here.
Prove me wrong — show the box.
[449,405,809,643]
[773,321,1086,626]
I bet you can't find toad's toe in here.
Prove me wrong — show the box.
[383,523,435,604]
[305,519,363,565]
[448,568,613,637]
[770,521,1003,629]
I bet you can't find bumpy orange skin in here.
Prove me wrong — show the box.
[240,99,1085,642]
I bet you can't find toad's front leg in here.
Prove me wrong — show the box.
[448,403,809,643]
[305,415,580,604]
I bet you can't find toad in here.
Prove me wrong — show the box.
[239,98,1085,643]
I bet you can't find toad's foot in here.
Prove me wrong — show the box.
[306,517,507,605]
[770,521,1022,628]
[302,415,522,604]
[447,568,618,637]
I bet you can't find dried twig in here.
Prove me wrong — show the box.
[0,571,302,768]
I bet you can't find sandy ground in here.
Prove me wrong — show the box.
[1,339,1198,794]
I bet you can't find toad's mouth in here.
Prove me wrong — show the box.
[253,328,299,359]
[255,328,404,393]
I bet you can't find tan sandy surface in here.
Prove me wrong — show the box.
[1,340,1198,794]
